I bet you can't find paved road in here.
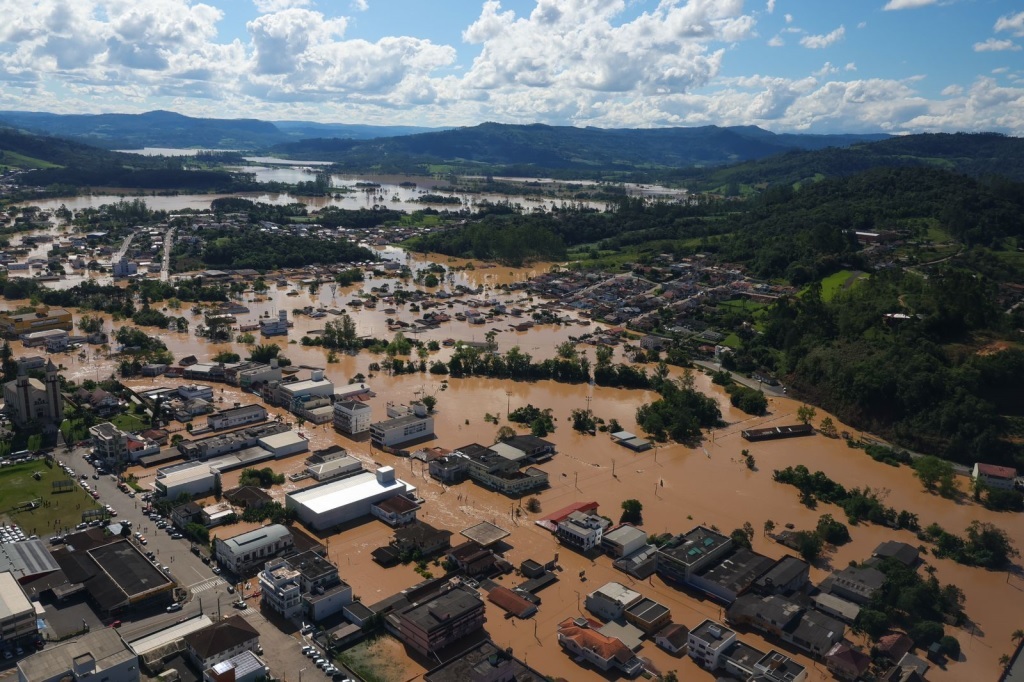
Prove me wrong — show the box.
[160,227,174,282]
[57,447,355,681]
[692,359,787,396]
[112,234,134,263]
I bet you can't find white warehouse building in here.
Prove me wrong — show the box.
[286,467,415,531]
[154,461,217,499]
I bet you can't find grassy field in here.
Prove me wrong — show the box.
[819,269,867,302]
[718,298,766,312]
[0,150,61,170]
[0,460,104,536]
[111,412,149,432]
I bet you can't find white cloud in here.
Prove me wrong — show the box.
[350,0,368,10]
[784,13,793,23]
[974,38,1020,52]
[883,0,938,10]
[766,0,775,14]
[995,11,1024,37]
[767,34,784,47]
[857,21,867,29]
[800,25,844,49]
[813,62,839,77]
[844,62,857,71]
[941,84,963,96]
[252,0,312,12]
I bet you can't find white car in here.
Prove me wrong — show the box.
[166,603,183,613]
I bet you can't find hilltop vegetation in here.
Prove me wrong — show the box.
[270,121,887,176]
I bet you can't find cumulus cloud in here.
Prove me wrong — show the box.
[766,0,775,14]
[252,0,313,12]
[883,0,938,10]
[845,62,857,71]
[350,0,369,10]
[785,13,793,23]
[767,34,784,47]
[995,11,1024,37]
[974,38,1020,52]
[800,25,844,49]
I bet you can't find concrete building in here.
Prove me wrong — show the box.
[258,551,352,622]
[556,511,609,552]
[184,615,260,671]
[305,452,362,482]
[178,422,290,460]
[16,628,138,682]
[259,310,289,336]
[656,526,733,585]
[972,462,1017,490]
[3,361,63,428]
[154,461,217,499]
[0,571,37,647]
[625,598,672,634]
[214,524,295,574]
[333,400,372,436]
[585,582,644,622]
[229,360,281,389]
[286,467,415,531]
[602,524,648,559]
[257,430,308,458]
[178,384,215,402]
[89,422,130,464]
[370,402,434,449]
[728,594,846,658]
[207,404,268,431]
[278,371,334,411]
[423,638,546,682]
[385,584,485,656]
[688,619,737,671]
[0,306,73,339]
[20,329,69,350]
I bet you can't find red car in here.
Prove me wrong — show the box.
[110,620,122,628]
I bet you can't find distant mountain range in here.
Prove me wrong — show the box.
[0,110,436,150]
[269,121,891,172]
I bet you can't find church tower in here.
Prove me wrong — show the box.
[45,359,63,426]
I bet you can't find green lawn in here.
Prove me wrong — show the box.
[721,332,743,349]
[111,412,149,432]
[718,298,766,312]
[0,460,103,535]
[819,269,867,302]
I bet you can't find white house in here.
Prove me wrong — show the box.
[687,620,737,671]
[333,400,372,435]
[972,463,1017,490]
[213,524,294,574]
[585,582,644,622]
[556,511,609,552]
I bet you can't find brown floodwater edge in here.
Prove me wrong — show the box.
[2,269,1021,682]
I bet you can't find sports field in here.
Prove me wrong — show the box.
[0,459,103,536]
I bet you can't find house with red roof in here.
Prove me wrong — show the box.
[972,463,1018,490]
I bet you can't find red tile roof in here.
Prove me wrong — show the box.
[558,617,633,664]
[976,463,1017,479]
[487,586,536,618]
[542,501,599,525]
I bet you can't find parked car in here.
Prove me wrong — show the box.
[211,567,221,575]
[167,603,183,613]
[110,620,122,628]
[226,585,235,594]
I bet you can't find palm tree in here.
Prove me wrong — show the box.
[1013,629,1024,644]
[1000,654,1012,667]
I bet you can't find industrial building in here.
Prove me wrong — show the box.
[0,306,73,338]
[154,461,218,499]
[286,467,415,531]
[206,404,268,431]
[370,402,434,449]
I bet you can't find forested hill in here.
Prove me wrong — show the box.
[269,122,889,173]
[0,127,250,191]
[0,110,436,150]
[679,132,1024,190]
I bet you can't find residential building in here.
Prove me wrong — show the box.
[430,443,549,495]
[370,494,421,527]
[285,466,415,531]
[203,650,270,682]
[21,329,69,351]
[170,501,203,529]
[385,584,485,656]
[721,640,767,679]
[753,650,809,682]
[232,360,282,389]
[333,400,372,436]
[556,511,609,552]
[89,422,129,464]
[690,546,777,604]
[207,404,268,431]
[178,384,215,401]
[727,594,846,658]
[972,463,1017,490]
[820,565,886,605]
[654,623,689,655]
[16,628,138,682]
[223,486,273,510]
[0,306,72,339]
[3,361,63,428]
[305,451,362,482]
[375,522,453,565]
[184,615,260,671]
[826,642,872,681]
[259,551,352,622]
[277,371,334,414]
[0,571,37,646]
[585,582,644,622]
[214,524,295,574]
[688,619,737,671]
[371,401,434,449]
[656,526,733,585]
[871,541,921,568]
[557,617,644,678]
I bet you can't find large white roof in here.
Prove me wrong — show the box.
[288,471,410,514]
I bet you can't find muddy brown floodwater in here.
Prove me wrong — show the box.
[5,254,1022,682]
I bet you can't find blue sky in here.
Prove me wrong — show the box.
[0,0,1022,133]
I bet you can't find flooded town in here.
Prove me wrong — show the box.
[0,189,1020,682]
